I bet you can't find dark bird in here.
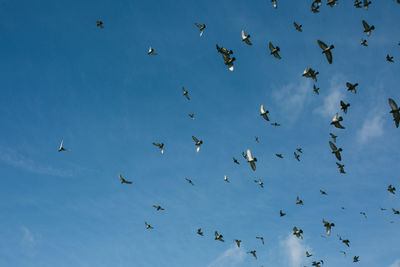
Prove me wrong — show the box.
[340,250,347,256]
[323,219,335,236]
[235,239,241,247]
[242,151,248,160]
[362,20,375,36]
[182,87,190,100]
[185,177,194,186]
[269,42,281,59]
[386,54,394,63]
[241,30,252,45]
[214,231,224,242]
[233,157,240,165]
[330,133,338,142]
[224,175,230,183]
[329,141,343,161]
[313,84,320,95]
[148,46,158,55]
[260,104,270,121]
[354,0,362,8]
[119,173,132,184]
[255,136,259,143]
[96,19,104,28]
[254,179,264,188]
[247,149,257,171]
[388,185,396,194]
[360,211,367,218]
[271,0,277,8]
[194,23,206,37]
[192,136,203,152]
[388,98,400,128]
[331,113,345,129]
[353,256,360,262]
[361,38,368,46]
[303,67,319,82]
[276,153,284,158]
[145,222,154,229]
[393,208,400,215]
[346,82,358,94]
[153,205,164,211]
[188,114,195,120]
[311,0,322,13]
[339,236,350,247]
[296,148,303,153]
[271,122,280,126]
[320,189,327,195]
[293,22,303,32]
[58,140,71,152]
[296,196,304,205]
[152,142,164,154]
[294,152,301,161]
[327,0,338,7]
[248,250,257,260]
[312,261,323,267]
[317,40,334,64]
[363,0,372,10]
[336,162,346,174]
[197,228,204,236]
[306,251,312,257]
[340,100,350,114]
[256,236,264,245]
[293,226,303,239]
[280,210,286,217]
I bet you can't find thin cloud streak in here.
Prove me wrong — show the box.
[206,245,246,267]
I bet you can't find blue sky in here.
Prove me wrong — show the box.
[0,0,400,266]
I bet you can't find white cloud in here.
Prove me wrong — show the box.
[389,259,400,267]
[21,226,36,247]
[206,245,246,267]
[314,75,346,118]
[357,113,384,143]
[280,234,310,267]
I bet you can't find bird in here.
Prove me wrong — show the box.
[254,179,264,188]
[145,222,154,229]
[340,250,347,256]
[302,67,319,82]
[119,173,132,184]
[182,87,190,100]
[271,0,277,8]
[280,210,286,217]
[361,38,368,46]
[330,133,338,143]
[340,100,350,114]
[294,152,300,161]
[311,0,322,13]
[153,205,164,211]
[214,231,224,242]
[247,149,257,171]
[336,162,346,174]
[216,44,233,56]
[188,114,195,120]
[235,239,241,247]
[197,228,204,236]
[194,23,206,37]
[241,30,252,45]
[58,140,71,152]
[256,236,264,245]
[276,154,283,158]
[148,46,158,55]
[296,196,304,205]
[346,82,358,94]
[185,177,194,186]
[223,56,236,72]
[313,84,320,95]
[388,185,396,194]
[248,250,257,260]
[327,0,338,7]
[388,98,400,128]
[320,189,327,195]
[152,142,164,154]
[260,104,270,121]
[312,261,322,267]
[192,136,203,152]
[293,22,303,32]
[323,219,335,236]
[293,226,303,239]
[95,19,104,28]
[362,20,375,36]
[392,208,400,215]
[380,208,387,211]
[360,211,367,218]
[363,0,372,10]
[331,113,345,129]
[269,42,281,59]
[353,256,360,262]
[233,157,240,165]
[224,175,230,183]
[271,122,280,126]
[354,0,362,8]
[296,148,303,153]
[306,251,312,257]
[329,141,343,161]
[255,136,259,143]
[386,54,394,63]
[317,40,334,64]
[242,151,248,160]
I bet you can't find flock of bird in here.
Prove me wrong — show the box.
[61,1,400,266]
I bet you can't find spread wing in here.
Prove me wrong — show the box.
[269,42,275,52]
[192,136,199,143]
[273,52,281,59]
[194,23,202,29]
[362,20,369,30]
[325,51,333,64]
[329,141,337,151]
[241,29,246,39]
[247,149,253,161]
[389,98,398,111]
[152,142,161,147]
[317,40,328,50]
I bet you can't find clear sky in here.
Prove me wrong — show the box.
[0,0,400,266]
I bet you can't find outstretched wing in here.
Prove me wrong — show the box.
[329,141,337,151]
[362,20,369,30]
[389,98,399,111]
[268,42,275,52]
[194,23,202,29]
[247,149,253,161]
[317,40,328,50]
[325,51,333,64]
[192,136,199,143]
[241,29,246,39]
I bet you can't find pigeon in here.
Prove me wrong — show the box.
[185,177,194,186]
[354,0,362,8]
[192,136,203,152]
[340,100,350,114]
[294,152,300,161]
[148,46,158,55]
[197,228,204,236]
[311,0,322,13]
[386,54,394,63]
[58,140,71,152]
[293,226,304,239]
[119,173,132,184]
[312,261,322,267]
[233,157,240,165]
[153,205,165,211]
[96,19,104,28]
[331,113,345,129]
[388,98,400,128]
[362,20,375,36]
[296,148,303,153]
[361,38,368,46]
[152,142,164,154]
[360,211,367,218]
[329,141,343,161]
[336,162,346,174]
[223,56,236,72]
[242,151,248,160]
[255,136,259,143]
[280,210,286,217]
[306,251,312,257]
[194,23,206,37]
[247,149,257,171]
[392,208,400,215]
[320,189,327,195]
[330,133,338,142]
[313,84,320,95]
[388,185,396,194]
[254,179,264,188]
[276,154,283,158]
[317,40,334,64]
[214,231,224,242]
[235,239,241,247]
[269,42,281,59]
[256,236,264,245]
[303,67,319,82]
[145,222,154,229]
[248,250,257,260]
[340,250,347,256]
[260,104,270,121]
[296,196,304,205]
[363,0,372,10]
[293,22,303,32]
[271,0,278,8]
[323,219,335,236]
[224,175,230,183]
[327,0,338,7]
[216,44,233,56]
[271,122,280,126]
[353,256,360,262]
[188,114,195,120]
[346,82,358,94]
[241,30,252,45]
[182,87,190,100]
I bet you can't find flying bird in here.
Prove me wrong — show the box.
[317,40,334,64]
[256,236,264,245]
[327,0,338,7]
[340,100,350,114]
[153,205,164,211]
[185,177,194,186]
[330,133,338,142]
[145,222,154,229]
[392,208,400,215]
[148,46,158,55]
[197,228,204,236]
[293,22,303,32]
[188,114,195,120]
[233,157,240,165]
[353,256,360,262]
[192,136,203,152]
[182,87,190,100]
[361,38,368,46]
[254,179,264,188]
[363,0,372,10]
[293,226,303,239]
[313,84,320,95]
[388,185,396,194]
[360,211,367,218]
[294,152,300,162]
[242,151,248,160]
[280,210,286,217]
[214,231,224,242]
[386,54,394,63]
[224,175,230,183]
[255,136,259,143]
[296,196,304,205]
[303,67,319,82]
[271,122,280,126]
[194,23,206,37]
[306,251,312,257]
[269,42,281,59]
[96,19,104,28]
[329,141,343,161]
[276,154,283,158]
[331,113,345,129]
[296,148,303,153]
[152,142,164,154]
[235,239,241,247]
[248,250,257,260]
[346,82,358,94]
[241,30,252,45]
[320,189,327,195]
[260,104,270,121]
[362,20,375,36]
[271,0,277,8]
[247,149,257,171]
[354,0,362,8]
[58,140,71,152]
[119,173,132,184]
[336,162,346,174]
[323,219,335,236]
[388,98,400,128]
[311,0,322,13]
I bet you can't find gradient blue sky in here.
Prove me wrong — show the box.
[1,0,400,266]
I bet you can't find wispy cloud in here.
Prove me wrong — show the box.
[280,234,310,267]
[389,259,400,267]
[314,75,347,118]
[357,113,384,143]
[21,226,36,247]
[206,245,246,267]
[0,148,72,177]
